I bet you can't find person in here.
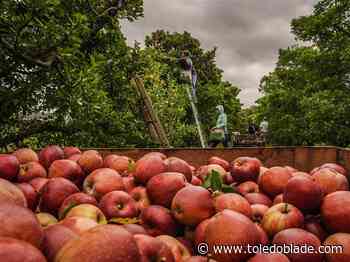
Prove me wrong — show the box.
[260,119,268,134]
[209,105,229,148]
[179,51,198,103]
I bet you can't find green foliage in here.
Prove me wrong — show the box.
[257,0,350,146]
[202,170,235,193]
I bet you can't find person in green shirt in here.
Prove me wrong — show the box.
[209,105,229,148]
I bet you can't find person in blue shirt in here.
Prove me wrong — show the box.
[209,105,229,148]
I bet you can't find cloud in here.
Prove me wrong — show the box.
[121,0,318,107]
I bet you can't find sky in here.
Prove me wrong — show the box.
[121,0,318,107]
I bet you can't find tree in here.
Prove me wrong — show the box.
[257,0,350,146]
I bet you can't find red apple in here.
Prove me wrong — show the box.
[123,176,137,193]
[18,161,47,183]
[63,146,81,158]
[231,157,261,183]
[0,202,43,248]
[142,152,167,160]
[13,148,39,164]
[245,193,272,207]
[247,253,290,262]
[259,167,293,198]
[134,234,175,262]
[55,225,141,262]
[134,155,167,184]
[273,194,284,205]
[36,212,58,227]
[140,205,178,237]
[209,156,230,171]
[146,172,187,208]
[156,235,192,262]
[171,186,215,226]
[292,171,311,178]
[39,145,64,170]
[99,190,139,219]
[78,150,103,174]
[320,163,347,177]
[258,166,269,185]
[283,176,323,213]
[16,182,37,210]
[272,228,323,262]
[39,177,79,215]
[0,178,27,207]
[83,168,124,200]
[194,218,211,247]
[64,204,107,224]
[109,156,135,176]
[165,157,192,182]
[323,233,350,262]
[312,168,349,195]
[237,181,259,195]
[185,257,218,262]
[123,224,148,235]
[0,154,19,180]
[304,218,328,242]
[60,216,98,235]
[205,209,261,262]
[103,154,119,167]
[321,191,350,233]
[261,203,304,238]
[42,224,78,261]
[251,204,269,224]
[214,193,252,218]
[29,177,49,194]
[58,192,98,220]
[67,154,81,162]
[255,223,269,245]
[191,175,202,186]
[285,165,298,173]
[130,186,151,212]
[0,237,46,262]
[48,159,84,186]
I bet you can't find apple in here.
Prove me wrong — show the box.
[99,190,139,219]
[13,148,39,164]
[156,235,192,262]
[247,253,290,262]
[64,204,107,224]
[255,223,269,245]
[283,176,323,213]
[304,218,328,242]
[237,181,259,195]
[191,175,202,186]
[225,174,234,185]
[60,216,98,235]
[272,228,323,262]
[165,157,192,182]
[214,193,252,218]
[123,176,137,193]
[231,157,261,183]
[177,237,194,255]
[0,178,27,207]
[197,164,227,183]
[130,186,151,212]
[134,234,175,262]
[185,257,218,262]
[39,177,79,215]
[42,224,78,261]
[146,172,187,208]
[312,168,349,195]
[205,209,261,262]
[258,166,269,184]
[67,154,81,162]
[273,194,284,205]
[208,156,230,171]
[140,205,179,237]
[78,150,104,174]
[194,218,211,247]
[285,165,298,173]
[0,202,43,248]
[323,233,350,262]
[55,225,141,262]
[292,171,311,178]
[245,193,272,207]
[259,167,293,198]
[16,182,37,210]
[48,159,84,186]
[251,204,269,224]
[171,185,215,226]
[63,146,81,158]
[39,145,64,170]
[320,163,347,177]
[0,154,19,180]
[142,152,167,160]
[261,203,304,238]
[134,155,167,184]
[36,212,58,227]
[0,237,46,262]
[18,161,47,183]
[83,168,124,200]
[29,177,49,194]
[321,191,350,233]
[59,192,98,220]
[103,154,119,167]
[123,224,148,235]
[108,156,135,176]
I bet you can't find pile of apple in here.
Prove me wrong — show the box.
[0,146,349,262]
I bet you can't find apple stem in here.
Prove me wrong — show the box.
[284,203,289,213]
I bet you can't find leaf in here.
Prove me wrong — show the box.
[202,173,212,189]
[221,184,235,193]
[210,170,223,192]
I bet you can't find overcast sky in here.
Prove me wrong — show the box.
[121,0,318,107]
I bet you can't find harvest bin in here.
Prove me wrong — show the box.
[83,146,350,172]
